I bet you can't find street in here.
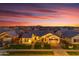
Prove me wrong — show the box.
[0,49,79,56]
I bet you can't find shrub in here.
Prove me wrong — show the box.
[6,44,31,49]
[34,42,51,49]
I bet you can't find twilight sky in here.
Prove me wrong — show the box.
[0,3,79,26]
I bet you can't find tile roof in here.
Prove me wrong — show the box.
[61,30,79,38]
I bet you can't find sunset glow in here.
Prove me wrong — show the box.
[0,3,79,26]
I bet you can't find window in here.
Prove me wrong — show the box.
[74,39,79,42]
[74,39,76,42]
[25,39,26,42]
[24,39,29,42]
[55,39,58,41]
[49,39,53,40]
[35,37,36,40]
[49,38,58,41]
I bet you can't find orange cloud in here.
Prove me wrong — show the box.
[0,21,31,26]
[0,15,57,20]
[56,8,79,19]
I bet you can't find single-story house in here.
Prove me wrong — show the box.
[18,30,60,47]
[0,30,18,46]
[71,34,79,44]
[19,32,32,45]
[60,30,79,48]
[41,33,60,47]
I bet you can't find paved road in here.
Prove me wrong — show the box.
[0,49,53,52]
[0,49,79,56]
[0,49,79,51]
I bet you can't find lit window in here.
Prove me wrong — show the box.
[29,40,31,42]
[74,39,79,42]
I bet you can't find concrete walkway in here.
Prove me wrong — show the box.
[53,44,69,56]
[53,49,68,56]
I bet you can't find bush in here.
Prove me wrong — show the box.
[6,44,31,49]
[61,44,79,49]
[72,44,79,49]
[43,43,51,49]
[34,42,51,49]
[34,42,42,49]
[61,44,69,49]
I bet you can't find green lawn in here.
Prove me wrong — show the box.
[67,52,79,55]
[4,51,53,56]
[61,44,79,50]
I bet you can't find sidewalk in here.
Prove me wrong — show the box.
[53,49,69,56]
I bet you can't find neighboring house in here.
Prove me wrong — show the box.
[71,34,79,44]
[0,32,11,41]
[6,30,19,43]
[62,30,79,38]
[20,38,32,45]
[6,30,18,37]
[0,32,12,47]
[19,32,32,45]
[19,31,41,45]
[0,30,18,45]
[61,30,79,46]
